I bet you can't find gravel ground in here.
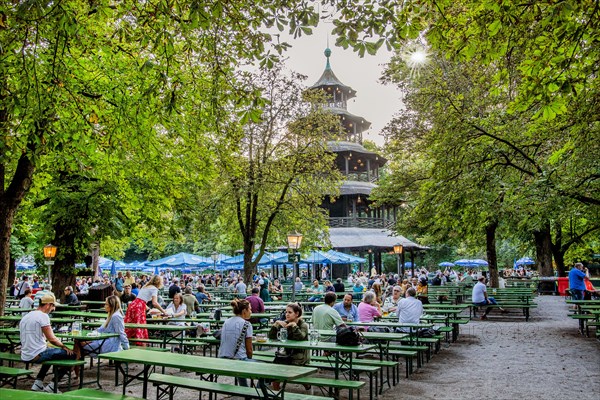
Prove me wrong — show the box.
[7,295,600,400]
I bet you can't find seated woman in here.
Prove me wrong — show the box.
[357,291,382,330]
[76,295,129,359]
[218,298,266,391]
[165,293,187,326]
[416,277,430,304]
[270,279,284,301]
[323,280,335,293]
[371,282,383,304]
[268,303,310,390]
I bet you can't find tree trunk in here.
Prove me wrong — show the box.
[0,206,16,316]
[0,150,36,315]
[8,257,16,294]
[243,241,256,288]
[534,222,554,276]
[485,220,499,288]
[551,222,566,277]
[91,242,100,279]
[50,225,78,302]
[552,247,566,277]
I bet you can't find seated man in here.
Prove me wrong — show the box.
[20,293,76,393]
[312,292,345,331]
[333,293,360,322]
[120,284,137,305]
[472,275,505,320]
[382,285,403,316]
[307,280,324,302]
[64,286,79,305]
[245,288,267,325]
[396,287,423,332]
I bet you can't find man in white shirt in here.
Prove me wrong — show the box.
[19,289,35,310]
[472,275,505,320]
[397,287,423,332]
[16,275,31,299]
[235,277,247,295]
[19,293,76,393]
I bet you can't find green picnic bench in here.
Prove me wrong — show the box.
[0,352,27,368]
[252,353,379,400]
[0,365,34,388]
[470,302,537,321]
[42,359,86,392]
[148,372,334,400]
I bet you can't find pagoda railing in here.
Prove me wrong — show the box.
[329,217,396,230]
[326,101,347,110]
[343,173,379,183]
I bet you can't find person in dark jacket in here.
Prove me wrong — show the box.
[64,286,79,305]
[333,278,345,292]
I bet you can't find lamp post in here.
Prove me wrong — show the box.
[43,244,57,284]
[211,251,219,271]
[287,232,303,302]
[393,244,403,278]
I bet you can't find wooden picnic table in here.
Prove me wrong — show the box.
[346,321,433,346]
[82,322,195,349]
[3,308,34,315]
[52,311,108,320]
[99,348,318,398]
[81,300,108,305]
[55,304,88,311]
[565,300,600,336]
[253,337,376,383]
[315,329,408,393]
[0,316,82,329]
[0,388,143,400]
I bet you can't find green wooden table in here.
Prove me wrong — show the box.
[83,322,195,348]
[346,321,433,345]
[0,388,143,399]
[52,311,108,320]
[99,348,317,398]
[0,316,82,328]
[252,338,376,382]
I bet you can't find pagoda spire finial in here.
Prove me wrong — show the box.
[324,46,332,70]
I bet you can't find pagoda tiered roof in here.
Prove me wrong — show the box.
[310,48,357,100]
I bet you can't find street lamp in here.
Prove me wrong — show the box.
[393,244,403,278]
[43,244,57,284]
[287,232,303,302]
[211,251,219,271]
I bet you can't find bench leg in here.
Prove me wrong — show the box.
[79,364,84,389]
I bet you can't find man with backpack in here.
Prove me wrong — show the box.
[16,275,31,299]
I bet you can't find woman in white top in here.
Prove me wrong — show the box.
[166,293,187,326]
[124,275,167,344]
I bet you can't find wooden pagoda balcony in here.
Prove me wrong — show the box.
[328,217,396,230]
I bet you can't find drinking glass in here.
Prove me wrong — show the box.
[72,321,81,336]
[277,328,288,342]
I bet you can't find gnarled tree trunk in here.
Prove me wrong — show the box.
[534,222,554,276]
[485,220,499,288]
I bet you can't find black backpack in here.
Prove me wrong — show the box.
[213,308,222,321]
[336,326,362,346]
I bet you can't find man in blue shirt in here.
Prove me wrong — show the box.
[333,293,359,322]
[568,263,588,301]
